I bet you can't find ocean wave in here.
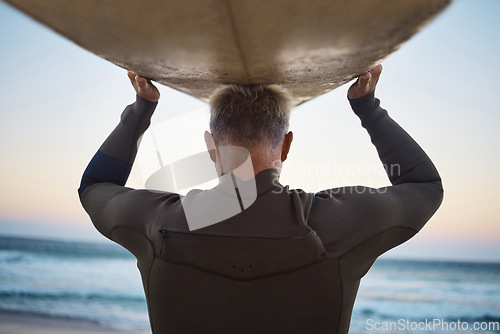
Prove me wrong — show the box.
[359,291,441,303]
[0,290,145,303]
[0,250,27,263]
[0,236,133,260]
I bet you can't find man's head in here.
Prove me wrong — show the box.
[209,84,291,148]
[206,84,293,176]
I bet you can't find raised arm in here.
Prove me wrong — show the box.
[78,73,176,241]
[347,65,441,186]
[78,72,160,196]
[308,65,443,271]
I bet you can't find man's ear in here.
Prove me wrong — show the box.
[204,131,217,163]
[281,131,293,162]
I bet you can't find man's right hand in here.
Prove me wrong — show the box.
[128,71,160,102]
[347,64,382,100]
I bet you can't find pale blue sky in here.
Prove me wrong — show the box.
[1,0,499,261]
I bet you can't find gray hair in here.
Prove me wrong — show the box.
[209,85,292,149]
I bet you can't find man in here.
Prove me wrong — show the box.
[79,65,443,333]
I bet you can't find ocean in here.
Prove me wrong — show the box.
[0,235,499,333]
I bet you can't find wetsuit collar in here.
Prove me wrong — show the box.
[217,168,282,197]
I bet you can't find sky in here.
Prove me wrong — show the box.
[0,0,499,262]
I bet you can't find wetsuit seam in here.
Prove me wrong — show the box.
[78,152,133,195]
[79,183,97,198]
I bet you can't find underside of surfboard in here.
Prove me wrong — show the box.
[5,0,450,105]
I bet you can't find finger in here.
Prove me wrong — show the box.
[135,75,147,86]
[127,71,136,80]
[369,64,383,79]
[358,72,372,87]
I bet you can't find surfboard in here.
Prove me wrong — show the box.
[5,0,450,105]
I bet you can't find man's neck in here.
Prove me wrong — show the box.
[216,149,282,180]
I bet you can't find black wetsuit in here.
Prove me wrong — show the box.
[79,92,443,334]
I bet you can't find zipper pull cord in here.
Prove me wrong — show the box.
[159,229,167,255]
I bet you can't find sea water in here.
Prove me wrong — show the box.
[351,260,500,334]
[0,235,499,333]
[0,235,149,331]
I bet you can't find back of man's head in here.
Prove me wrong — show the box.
[209,85,291,150]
